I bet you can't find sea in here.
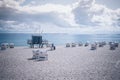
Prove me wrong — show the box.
[0,33,120,46]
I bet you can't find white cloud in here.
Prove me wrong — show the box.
[19,4,71,14]
[0,0,120,34]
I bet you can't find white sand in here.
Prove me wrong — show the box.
[0,45,120,80]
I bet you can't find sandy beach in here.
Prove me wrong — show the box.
[0,45,120,80]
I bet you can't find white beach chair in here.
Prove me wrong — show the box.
[78,42,83,46]
[9,43,14,48]
[110,43,116,50]
[32,49,39,59]
[4,43,9,48]
[91,43,97,50]
[114,42,119,47]
[71,43,76,47]
[66,43,70,47]
[36,51,48,61]
[1,43,7,50]
[32,49,48,61]
[102,41,106,45]
[98,42,103,47]
[94,41,98,45]
[84,42,89,47]
[109,42,112,45]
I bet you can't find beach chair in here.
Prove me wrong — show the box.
[78,42,83,46]
[71,43,76,47]
[84,42,89,47]
[3,43,9,48]
[32,49,48,61]
[109,42,113,45]
[36,50,48,61]
[91,43,97,50]
[114,42,119,47]
[36,51,48,61]
[1,43,7,50]
[102,41,106,45]
[98,42,103,47]
[110,43,116,50]
[9,43,14,48]
[94,41,98,46]
[32,49,39,59]
[66,43,70,47]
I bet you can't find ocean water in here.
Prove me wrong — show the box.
[0,33,120,46]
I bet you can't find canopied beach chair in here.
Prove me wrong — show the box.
[109,43,116,50]
[98,42,104,47]
[9,43,14,48]
[78,42,83,46]
[102,41,106,45]
[32,49,48,61]
[84,42,89,47]
[114,42,119,47]
[0,43,8,50]
[2,43,9,48]
[71,43,76,47]
[94,41,98,45]
[91,43,97,50]
[66,43,70,47]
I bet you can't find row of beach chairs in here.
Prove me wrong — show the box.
[66,41,90,47]
[0,43,14,50]
[66,41,119,50]
[31,41,119,61]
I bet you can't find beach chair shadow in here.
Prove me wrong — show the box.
[27,57,36,60]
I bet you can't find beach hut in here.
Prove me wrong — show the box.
[31,35,42,48]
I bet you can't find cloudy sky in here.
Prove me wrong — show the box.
[0,0,120,34]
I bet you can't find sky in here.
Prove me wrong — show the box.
[0,0,120,34]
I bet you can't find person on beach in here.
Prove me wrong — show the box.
[51,43,56,50]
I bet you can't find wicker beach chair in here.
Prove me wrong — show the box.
[91,43,97,50]
[114,42,119,47]
[66,43,70,47]
[85,42,89,47]
[98,42,103,47]
[78,42,83,46]
[9,43,14,48]
[32,49,48,61]
[1,43,8,50]
[71,43,76,47]
[110,43,116,50]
